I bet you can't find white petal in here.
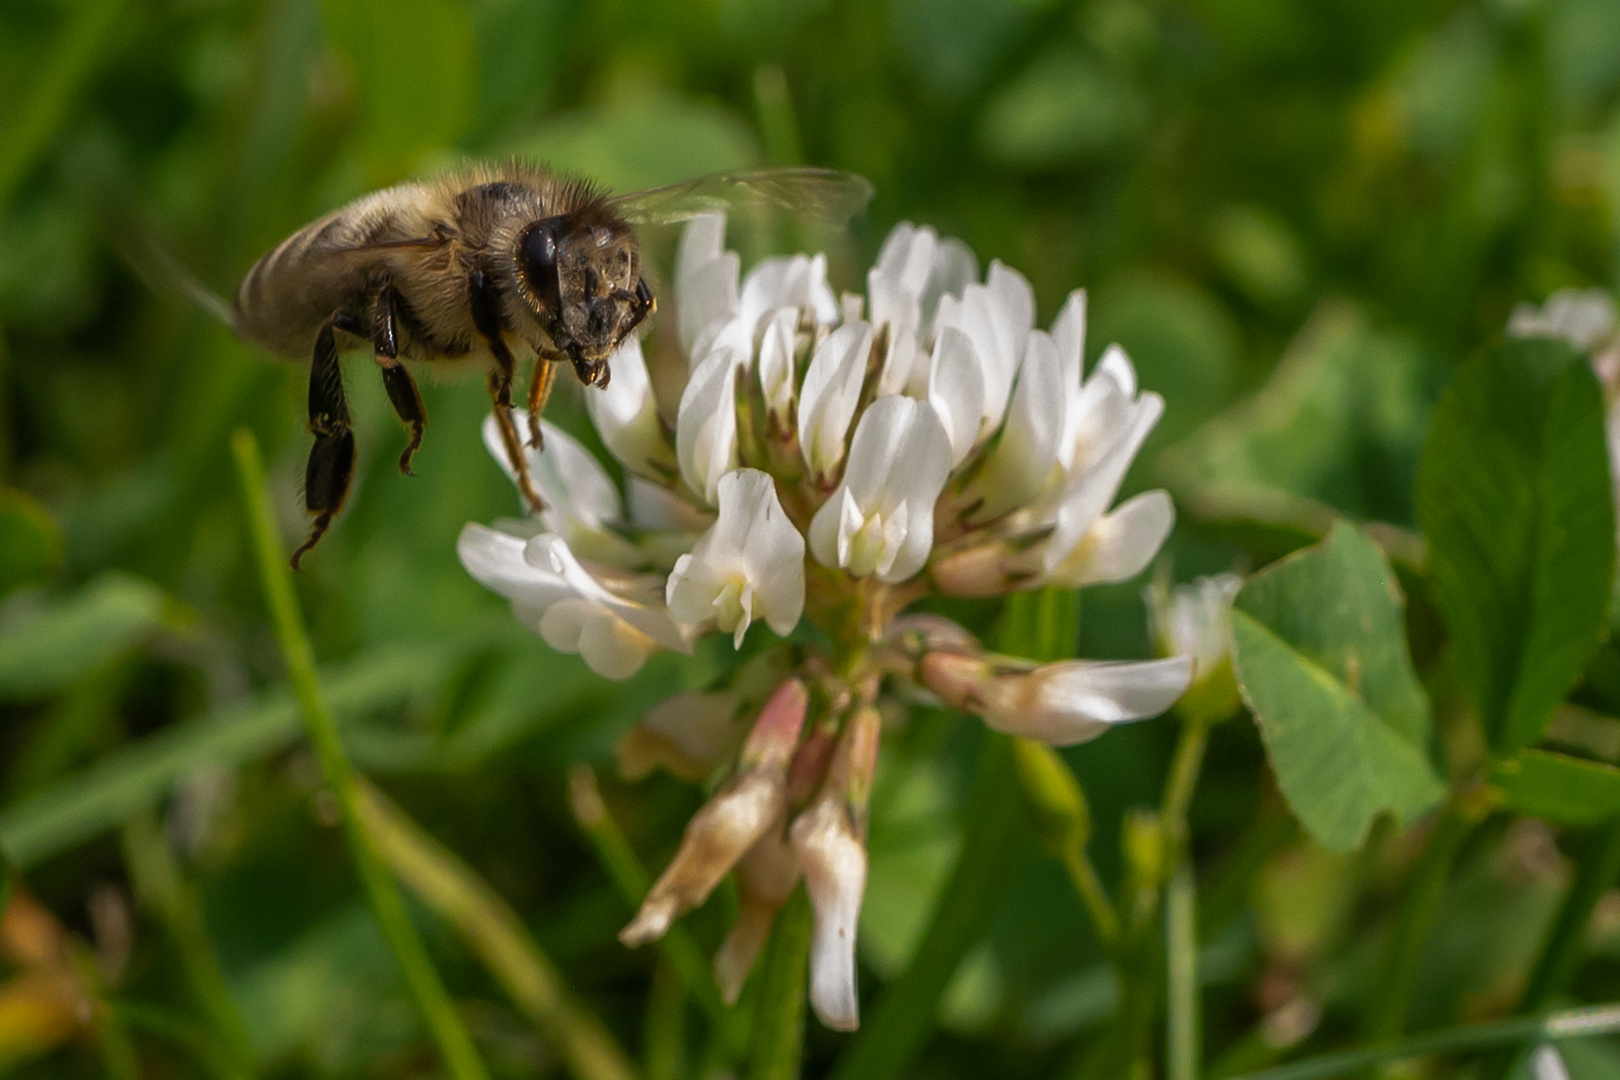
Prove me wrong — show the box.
[973,330,1065,518]
[797,321,873,479]
[676,347,742,505]
[677,215,738,355]
[877,323,920,398]
[1050,489,1175,587]
[987,260,1035,360]
[1045,393,1164,573]
[586,336,669,477]
[808,396,952,583]
[481,412,619,530]
[791,798,866,1032]
[981,656,1192,746]
[757,308,799,422]
[920,238,979,339]
[1532,1046,1573,1080]
[927,327,986,465]
[1051,289,1088,386]
[527,535,692,654]
[627,477,712,533]
[574,610,661,679]
[740,253,839,328]
[456,524,571,612]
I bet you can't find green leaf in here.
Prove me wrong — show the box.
[1492,749,1620,826]
[1159,302,1435,533]
[1231,522,1445,851]
[1416,337,1616,753]
[321,0,476,173]
[0,573,173,699]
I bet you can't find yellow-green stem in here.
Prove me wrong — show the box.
[231,429,489,1080]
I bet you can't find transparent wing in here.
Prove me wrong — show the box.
[607,167,874,226]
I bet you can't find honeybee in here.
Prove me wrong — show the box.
[233,162,872,567]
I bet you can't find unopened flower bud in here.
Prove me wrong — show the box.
[713,820,800,1004]
[620,770,784,947]
[916,650,992,712]
[930,543,1016,598]
[1147,572,1242,725]
[979,656,1192,747]
[621,679,808,947]
[789,707,880,1031]
[740,678,811,770]
[885,614,980,658]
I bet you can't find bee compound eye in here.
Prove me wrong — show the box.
[519,220,564,317]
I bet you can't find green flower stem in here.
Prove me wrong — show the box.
[1366,798,1483,1042]
[1060,834,1121,947]
[355,783,640,1080]
[1161,718,1211,1080]
[565,764,745,1055]
[120,813,255,1078]
[1521,817,1620,1010]
[831,730,1024,1080]
[230,429,489,1080]
[748,888,813,1080]
[646,960,687,1080]
[1227,1003,1620,1080]
[1166,865,1200,1080]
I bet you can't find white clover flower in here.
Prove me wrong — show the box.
[1507,288,1617,352]
[666,469,805,647]
[458,212,1196,1029]
[808,395,952,582]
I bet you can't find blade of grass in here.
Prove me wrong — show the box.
[1226,1004,1620,1080]
[747,888,812,1080]
[231,428,489,1080]
[356,782,640,1080]
[0,643,463,869]
[120,813,254,1079]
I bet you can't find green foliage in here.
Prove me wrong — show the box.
[0,573,175,699]
[1231,523,1444,851]
[1417,338,1617,754]
[1492,750,1620,827]
[2,0,1619,1076]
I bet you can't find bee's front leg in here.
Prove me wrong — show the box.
[291,315,357,570]
[468,269,545,514]
[364,285,427,475]
[525,353,561,449]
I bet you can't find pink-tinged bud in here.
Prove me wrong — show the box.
[788,727,836,804]
[916,651,991,713]
[791,796,867,1032]
[620,768,785,947]
[740,678,810,770]
[713,819,800,1004]
[789,707,881,1032]
[621,679,809,948]
[930,544,1012,598]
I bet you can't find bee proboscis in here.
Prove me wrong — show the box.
[232,162,872,567]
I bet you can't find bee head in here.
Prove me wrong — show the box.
[515,213,653,384]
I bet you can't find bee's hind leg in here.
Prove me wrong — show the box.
[468,269,545,514]
[362,285,427,475]
[290,316,357,570]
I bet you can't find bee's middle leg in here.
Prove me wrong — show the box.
[468,269,544,513]
[290,315,357,570]
[366,285,427,475]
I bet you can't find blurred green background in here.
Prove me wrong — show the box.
[2,0,1619,1076]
